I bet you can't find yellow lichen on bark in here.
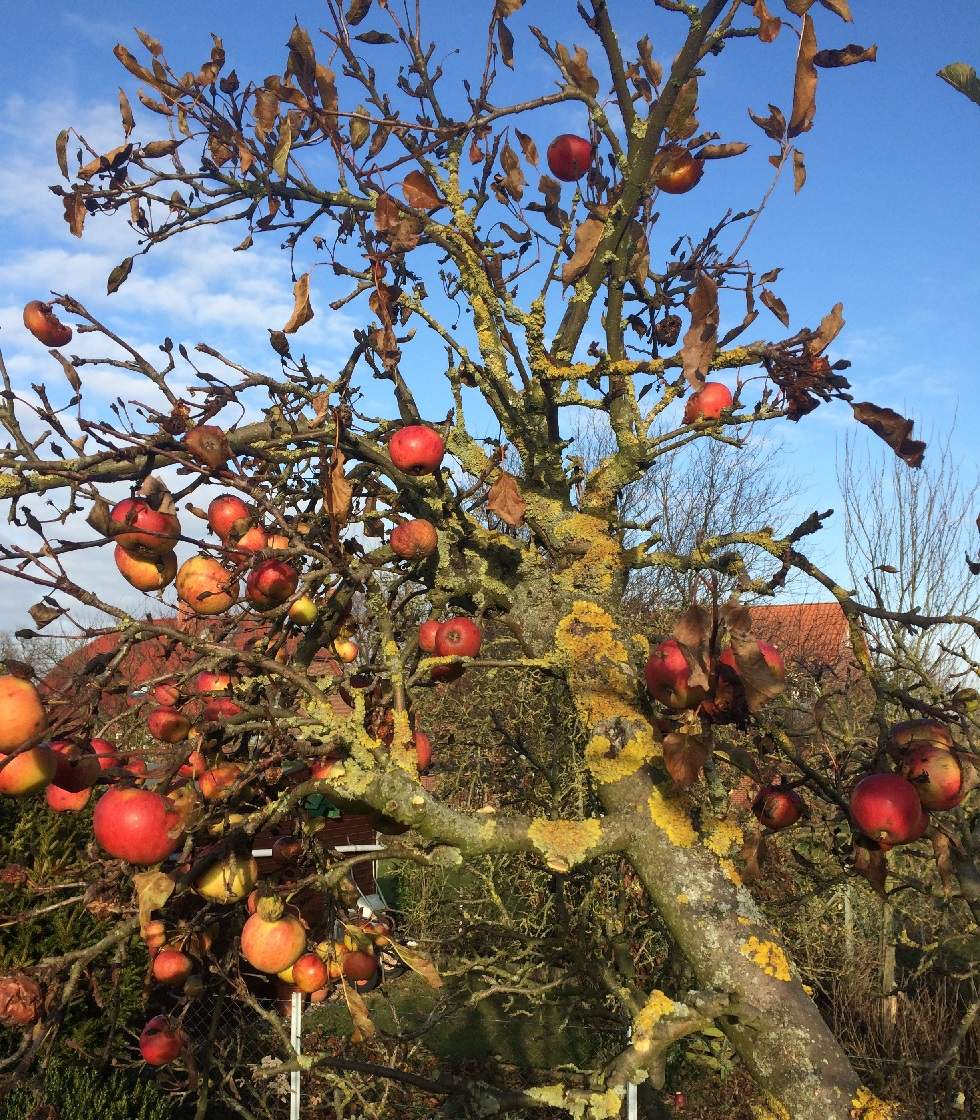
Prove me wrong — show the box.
[635,989,679,1034]
[740,936,791,981]
[720,858,743,886]
[553,513,621,595]
[702,816,744,857]
[526,1085,623,1120]
[751,1099,790,1120]
[850,1088,899,1119]
[585,726,658,783]
[527,817,602,871]
[647,787,696,847]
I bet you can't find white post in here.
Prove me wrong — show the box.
[625,1027,637,1120]
[289,990,302,1120]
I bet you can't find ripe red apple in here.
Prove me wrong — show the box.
[240,910,307,974]
[718,640,786,682]
[644,639,706,711]
[292,952,329,994]
[23,300,72,347]
[108,498,180,556]
[92,787,184,864]
[176,555,239,615]
[751,785,804,830]
[0,675,47,753]
[147,706,191,744]
[435,617,482,658]
[0,746,57,796]
[683,382,733,424]
[388,425,445,475]
[887,718,953,760]
[114,543,177,591]
[230,524,268,556]
[153,683,181,706]
[91,737,119,771]
[849,773,925,848]
[151,949,193,987]
[207,493,250,539]
[46,782,92,812]
[194,671,232,694]
[123,756,148,779]
[178,749,208,779]
[197,763,242,801]
[418,620,440,652]
[342,949,378,982]
[142,919,167,956]
[272,836,304,863]
[900,745,965,811]
[546,133,593,182]
[202,697,242,723]
[246,558,298,609]
[139,1015,184,1066]
[50,741,100,792]
[390,518,439,561]
[430,662,464,684]
[333,638,359,663]
[414,730,433,771]
[655,146,704,194]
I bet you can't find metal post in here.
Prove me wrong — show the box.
[624,1027,637,1120]
[289,990,302,1120]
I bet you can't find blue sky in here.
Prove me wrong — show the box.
[0,1,977,631]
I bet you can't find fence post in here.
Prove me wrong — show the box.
[290,987,302,1118]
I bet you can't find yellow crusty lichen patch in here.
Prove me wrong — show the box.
[720,859,743,886]
[527,818,602,872]
[740,936,791,981]
[553,512,621,595]
[750,1098,790,1120]
[676,892,689,906]
[585,727,658,784]
[527,1084,623,1119]
[634,989,678,1034]
[702,816,744,857]
[648,787,696,847]
[850,1087,899,1119]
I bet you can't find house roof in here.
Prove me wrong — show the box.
[744,601,852,672]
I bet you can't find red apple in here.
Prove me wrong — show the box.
[435,617,482,658]
[91,737,119,771]
[849,773,925,847]
[751,785,804,830]
[341,949,378,982]
[207,493,250,539]
[151,949,193,987]
[147,706,191,744]
[202,697,242,723]
[718,640,786,683]
[900,745,965,811]
[246,558,298,609]
[390,518,438,561]
[178,749,208,779]
[887,718,953,760]
[655,146,704,194]
[23,300,72,347]
[333,638,359,663]
[644,639,706,711]
[176,555,239,615]
[46,783,92,812]
[0,675,47,753]
[197,763,242,801]
[50,741,100,792]
[114,543,177,591]
[388,425,445,475]
[292,952,329,994]
[108,498,179,556]
[92,787,184,864]
[139,1015,184,1066]
[683,382,733,424]
[194,671,232,694]
[153,683,181,706]
[418,620,440,652]
[414,730,433,771]
[430,663,464,684]
[546,133,593,182]
[0,746,57,796]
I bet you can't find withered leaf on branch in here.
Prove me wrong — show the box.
[814,44,877,68]
[344,981,376,1040]
[557,44,599,97]
[515,128,538,167]
[808,301,845,354]
[63,191,87,238]
[133,871,176,937]
[760,288,789,327]
[667,78,699,139]
[323,448,354,525]
[673,604,711,648]
[345,0,372,25]
[55,129,70,178]
[819,0,853,20]
[497,18,515,69]
[355,30,397,45]
[788,14,818,137]
[721,600,754,635]
[754,0,781,43]
[726,634,787,711]
[402,170,443,211]
[283,272,314,334]
[748,103,786,141]
[486,472,526,527]
[106,256,134,295]
[495,0,526,14]
[391,941,443,988]
[792,147,806,192]
[272,117,292,177]
[252,88,279,143]
[851,403,926,468]
[680,273,719,389]
[118,88,135,137]
[499,141,525,200]
[852,840,886,895]
[663,733,709,789]
[49,349,81,392]
[349,105,371,150]
[697,141,750,159]
[938,63,980,108]
[561,218,604,287]
[28,599,66,629]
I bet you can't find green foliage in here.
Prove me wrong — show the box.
[0,1057,177,1120]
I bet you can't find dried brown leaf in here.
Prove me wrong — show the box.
[663,734,708,789]
[497,18,515,69]
[813,44,877,68]
[342,980,376,1038]
[63,192,86,238]
[349,105,370,150]
[754,0,781,43]
[402,170,442,211]
[851,403,926,468]
[515,128,538,167]
[283,272,314,334]
[486,472,526,527]
[697,141,749,159]
[118,88,135,137]
[792,147,806,192]
[106,256,134,295]
[345,0,373,25]
[680,274,719,389]
[132,871,175,937]
[726,634,787,711]
[748,103,786,140]
[561,218,604,287]
[819,0,852,20]
[323,448,354,525]
[808,301,844,354]
[852,839,886,896]
[49,350,81,392]
[391,942,443,988]
[557,44,599,97]
[673,604,711,648]
[789,14,818,137]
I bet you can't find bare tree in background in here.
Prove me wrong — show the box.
[838,427,980,688]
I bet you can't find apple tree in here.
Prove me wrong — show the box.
[1,2,976,1118]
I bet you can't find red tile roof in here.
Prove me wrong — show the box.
[745,602,852,672]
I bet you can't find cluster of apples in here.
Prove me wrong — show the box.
[544,134,704,195]
[848,719,969,850]
[418,615,483,684]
